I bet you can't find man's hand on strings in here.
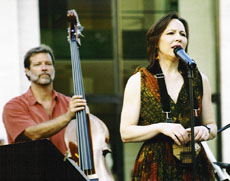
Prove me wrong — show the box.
[67,95,86,119]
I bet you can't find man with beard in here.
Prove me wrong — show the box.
[2,44,86,155]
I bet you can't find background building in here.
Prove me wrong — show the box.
[0,0,230,180]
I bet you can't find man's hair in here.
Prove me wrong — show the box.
[24,44,55,69]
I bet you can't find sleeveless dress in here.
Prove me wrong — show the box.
[131,67,214,181]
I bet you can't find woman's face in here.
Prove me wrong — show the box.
[158,19,187,61]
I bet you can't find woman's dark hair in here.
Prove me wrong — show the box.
[24,44,55,80]
[146,12,189,70]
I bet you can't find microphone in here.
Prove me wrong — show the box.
[174,46,196,69]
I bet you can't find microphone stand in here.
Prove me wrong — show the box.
[187,66,196,181]
[174,46,197,180]
[218,123,230,134]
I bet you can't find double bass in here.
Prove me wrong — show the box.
[64,9,114,181]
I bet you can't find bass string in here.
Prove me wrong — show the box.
[70,41,93,171]
[70,42,83,168]
[72,42,92,171]
[73,42,92,170]
[75,43,92,168]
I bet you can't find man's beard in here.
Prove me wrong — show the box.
[30,71,55,86]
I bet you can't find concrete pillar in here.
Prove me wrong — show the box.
[219,0,230,163]
[179,0,216,90]
[0,0,40,143]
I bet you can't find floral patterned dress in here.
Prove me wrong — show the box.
[131,67,214,181]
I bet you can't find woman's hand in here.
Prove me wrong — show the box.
[160,123,190,145]
[186,126,210,142]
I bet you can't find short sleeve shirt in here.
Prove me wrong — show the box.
[2,87,71,155]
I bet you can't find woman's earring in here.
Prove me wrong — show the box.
[155,47,159,60]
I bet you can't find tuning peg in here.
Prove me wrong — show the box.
[77,39,81,46]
